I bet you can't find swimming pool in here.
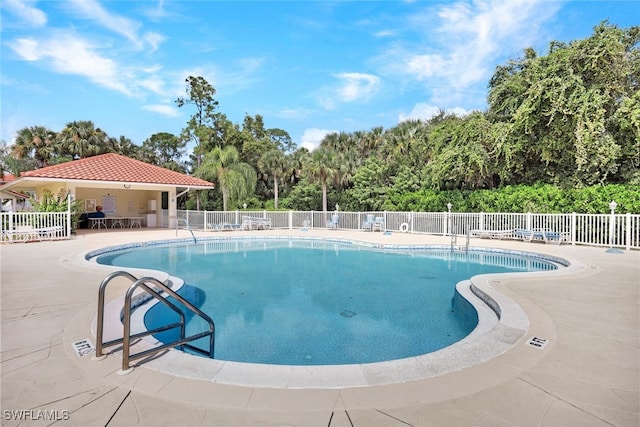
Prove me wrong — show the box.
[94,237,558,366]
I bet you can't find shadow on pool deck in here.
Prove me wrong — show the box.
[1,228,638,426]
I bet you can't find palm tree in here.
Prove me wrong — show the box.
[12,126,58,168]
[195,145,256,211]
[258,149,288,209]
[287,148,309,186]
[304,147,337,212]
[363,126,385,158]
[108,135,137,157]
[58,120,108,158]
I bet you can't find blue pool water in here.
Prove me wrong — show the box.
[95,238,557,366]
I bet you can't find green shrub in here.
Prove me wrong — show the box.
[386,184,640,213]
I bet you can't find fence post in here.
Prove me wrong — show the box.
[571,212,576,246]
[609,210,615,248]
[67,194,72,239]
[9,211,14,242]
[410,211,414,233]
[526,212,532,231]
[289,210,293,230]
[443,211,448,236]
[479,212,484,231]
[626,213,631,250]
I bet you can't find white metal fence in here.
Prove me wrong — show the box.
[2,209,638,250]
[172,210,640,251]
[1,211,71,243]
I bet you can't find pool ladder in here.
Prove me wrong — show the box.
[449,226,471,254]
[176,218,197,244]
[93,271,215,374]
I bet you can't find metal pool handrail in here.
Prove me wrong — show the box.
[93,271,215,374]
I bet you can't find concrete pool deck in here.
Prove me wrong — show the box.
[1,228,638,426]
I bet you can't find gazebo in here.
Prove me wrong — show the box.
[0,153,214,228]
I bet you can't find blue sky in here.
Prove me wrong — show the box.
[1,1,637,153]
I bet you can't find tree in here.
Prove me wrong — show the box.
[195,145,256,211]
[258,149,288,209]
[303,147,337,212]
[424,112,496,190]
[140,132,186,172]
[487,22,640,186]
[175,76,220,169]
[347,157,390,211]
[108,135,138,158]
[269,128,296,153]
[58,120,108,158]
[12,126,58,167]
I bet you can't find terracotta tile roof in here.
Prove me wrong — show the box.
[21,153,214,188]
[1,173,17,182]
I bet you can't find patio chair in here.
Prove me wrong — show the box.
[362,214,375,231]
[372,216,385,232]
[326,214,339,229]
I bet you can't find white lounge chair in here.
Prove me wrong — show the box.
[514,228,568,245]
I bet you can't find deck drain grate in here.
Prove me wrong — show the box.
[340,309,357,318]
[527,336,548,349]
[71,338,95,357]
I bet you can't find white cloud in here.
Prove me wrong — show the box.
[319,72,382,110]
[375,29,397,38]
[68,0,166,51]
[300,128,337,152]
[398,103,470,122]
[143,104,180,117]
[69,0,141,45]
[383,0,560,95]
[276,108,313,120]
[138,75,166,95]
[7,38,41,61]
[7,33,131,95]
[405,53,449,80]
[142,0,170,20]
[3,0,47,27]
[143,31,167,52]
[335,73,381,102]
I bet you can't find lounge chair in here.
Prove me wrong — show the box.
[514,228,567,245]
[2,225,64,243]
[37,225,64,240]
[470,229,514,240]
[3,225,38,243]
[207,222,233,231]
[241,216,272,230]
[326,214,339,229]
